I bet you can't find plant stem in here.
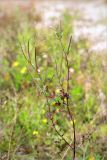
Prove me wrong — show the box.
[72,120,76,160]
[65,44,76,160]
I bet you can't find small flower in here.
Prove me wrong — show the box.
[70,120,76,125]
[69,67,74,73]
[37,68,41,74]
[4,73,10,81]
[33,130,39,135]
[42,109,46,114]
[55,88,60,94]
[12,61,19,67]
[51,101,56,106]
[43,54,48,59]
[64,98,67,102]
[20,67,27,74]
[42,119,47,124]
[89,155,95,160]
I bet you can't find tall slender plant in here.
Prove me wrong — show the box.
[20,24,76,160]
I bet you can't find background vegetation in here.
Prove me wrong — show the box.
[0,2,107,160]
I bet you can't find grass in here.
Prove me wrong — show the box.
[0,8,107,160]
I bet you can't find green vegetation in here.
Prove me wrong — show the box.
[0,8,107,160]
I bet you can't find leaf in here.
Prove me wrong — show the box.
[47,68,54,79]
[71,86,84,101]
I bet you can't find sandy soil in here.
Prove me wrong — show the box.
[0,0,107,53]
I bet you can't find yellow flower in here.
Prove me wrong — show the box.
[51,101,56,106]
[4,73,10,81]
[33,130,39,135]
[70,120,76,125]
[20,67,27,74]
[42,109,46,114]
[42,119,47,124]
[12,61,19,67]
[89,155,95,160]
[90,120,94,125]
[64,98,67,102]
[56,89,60,94]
